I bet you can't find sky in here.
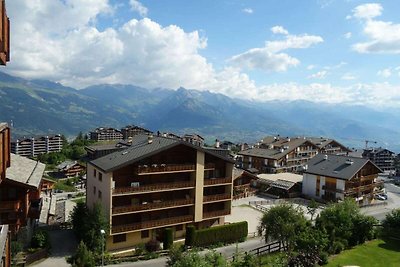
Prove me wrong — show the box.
[4,0,400,107]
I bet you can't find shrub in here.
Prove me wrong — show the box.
[134,243,145,256]
[184,225,195,247]
[69,241,95,267]
[193,221,248,247]
[31,230,50,249]
[11,241,23,257]
[163,228,174,250]
[332,241,345,254]
[318,251,329,265]
[145,239,160,252]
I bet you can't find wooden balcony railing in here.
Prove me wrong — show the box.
[322,185,344,194]
[203,194,231,203]
[112,199,194,215]
[113,181,195,195]
[204,163,216,170]
[204,177,232,186]
[203,210,230,219]
[112,215,194,234]
[0,200,22,211]
[345,181,384,195]
[137,164,195,174]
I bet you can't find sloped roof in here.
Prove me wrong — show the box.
[91,134,234,172]
[304,154,382,180]
[6,154,45,188]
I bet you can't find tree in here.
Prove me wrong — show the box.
[70,202,89,241]
[382,208,400,238]
[70,241,95,267]
[167,250,227,267]
[258,203,307,251]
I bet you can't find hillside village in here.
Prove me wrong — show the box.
[2,122,400,267]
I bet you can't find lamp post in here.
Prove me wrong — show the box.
[100,229,105,267]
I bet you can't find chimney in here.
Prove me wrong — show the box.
[148,134,153,144]
[127,136,133,144]
[345,159,353,165]
[324,155,328,160]
[215,139,220,148]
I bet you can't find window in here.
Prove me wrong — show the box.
[175,224,183,231]
[93,169,96,177]
[98,190,102,199]
[113,234,126,243]
[99,172,103,181]
[141,230,149,239]
[93,186,96,195]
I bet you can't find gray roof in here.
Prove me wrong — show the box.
[91,134,234,172]
[304,154,381,180]
[6,154,45,188]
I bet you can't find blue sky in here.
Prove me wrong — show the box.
[5,0,400,107]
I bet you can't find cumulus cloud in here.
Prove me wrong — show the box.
[130,0,148,17]
[377,68,392,78]
[344,32,352,39]
[271,26,288,35]
[352,3,382,19]
[230,28,323,72]
[242,8,253,14]
[351,3,400,54]
[341,73,357,80]
[308,70,328,79]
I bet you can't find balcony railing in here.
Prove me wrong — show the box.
[0,200,22,211]
[203,194,231,203]
[322,185,344,194]
[112,215,194,234]
[203,210,230,219]
[204,163,216,170]
[113,181,195,195]
[112,199,194,215]
[137,164,195,174]
[345,181,383,195]
[204,177,232,186]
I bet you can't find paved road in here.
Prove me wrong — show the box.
[362,182,400,221]
[32,229,77,267]
[108,237,266,267]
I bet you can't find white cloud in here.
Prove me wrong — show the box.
[307,65,315,70]
[230,29,323,72]
[130,0,148,17]
[377,68,392,78]
[351,3,400,54]
[341,73,357,80]
[308,70,328,79]
[344,32,352,39]
[352,3,382,19]
[242,8,253,14]
[271,26,288,35]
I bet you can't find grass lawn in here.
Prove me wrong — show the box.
[72,197,85,204]
[326,239,400,267]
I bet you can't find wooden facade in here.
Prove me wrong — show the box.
[0,0,9,65]
[0,124,10,183]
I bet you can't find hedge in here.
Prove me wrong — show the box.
[192,221,248,247]
[185,225,195,247]
[163,228,173,250]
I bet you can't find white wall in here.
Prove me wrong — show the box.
[336,179,345,200]
[302,173,316,197]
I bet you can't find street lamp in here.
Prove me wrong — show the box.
[100,229,106,267]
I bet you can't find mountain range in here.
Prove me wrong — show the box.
[0,71,399,152]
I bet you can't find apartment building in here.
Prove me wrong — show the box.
[238,138,319,174]
[87,134,234,251]
[305,137,351,155]
[11,134,63,157]
[182,134,204,147]
[362,148,396,174]
[0,154,45,233]
[302,154,382,205]
[89,127,123,141]
[121,125,152,139]
[0,225,10,267]
[0,123,10,183]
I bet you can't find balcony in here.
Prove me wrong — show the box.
[112,215,194,234]
[345,181,384,195]
[203,210,230,219]
[204,177,231,186]
[137,164,195,175]
[204,163,215,170]
[113,181,195,195]
[322,185,344,194]
[0,200,22,211]
[112,199,194,215]
[203,194,231,203]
